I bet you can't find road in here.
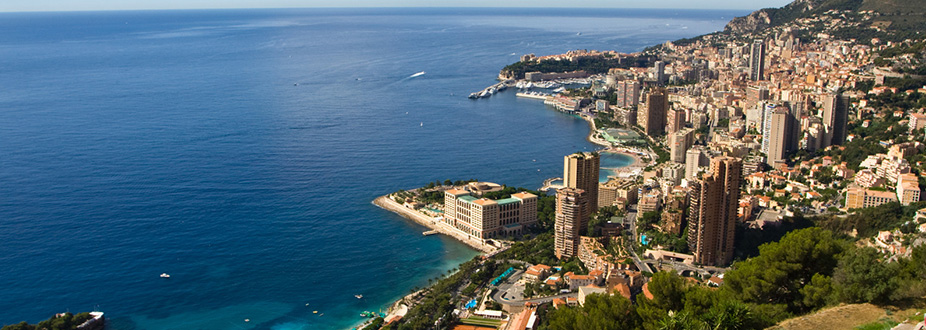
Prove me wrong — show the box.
[622,204,655,274]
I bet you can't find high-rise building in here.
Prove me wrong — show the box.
[763,104,796,166]
[685,146,708,181]
[667,107,685,134]
[564,152,600,213]
[615,80,641,109]
[745,86,769,110]
[822,93,849,146]
[639,87,668,137]
[688,156,742,266]
[654,61,666,85]
[669,128,695,164]
[749,39,765,81]
[554,188,588,259]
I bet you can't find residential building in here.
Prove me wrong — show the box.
[599,178,638,207]
[669,128,695,163]
[688,156,742,266]
[897,173,921,206]
[667,107,686,134]
[555,188,589,259]
[685,146,708,180]
[615,80,641,109]
[638,87,668,137]
[749,39,765,81]
[844,186,898,209]
[763,105,795,166]
[564,152,600,213]
[822,93,849,146]
[909,113,926,134]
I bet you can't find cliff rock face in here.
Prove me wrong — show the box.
[724,10,773,34]
[724,0,825,34]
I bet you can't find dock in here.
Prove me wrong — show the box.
[469,80,513,99]
[516,92,551,100]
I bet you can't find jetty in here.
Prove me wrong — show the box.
[422,230,438,236]
[468,80,513,99]
[373,196,498,253]
[515,91,551,100]
[539,177,564,192]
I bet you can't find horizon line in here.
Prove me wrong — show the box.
[0,6,764,14]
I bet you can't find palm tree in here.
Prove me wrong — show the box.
[704,301,754,330]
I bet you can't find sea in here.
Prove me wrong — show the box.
[0,8,745,330]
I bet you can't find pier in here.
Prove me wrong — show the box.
[515,92,551,100]
[539,177,564,192]
[422,230,439,236]
[468,80,513,99]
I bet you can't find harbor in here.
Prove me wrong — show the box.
[468,80,512,99]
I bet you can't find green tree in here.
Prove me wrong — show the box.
[703,301,763,330]
[637,272,689,329]
[833,247,898,304]
[722,228,845,314]
[547,293,640,330]
[799,273,834,310]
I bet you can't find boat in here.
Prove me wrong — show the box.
[355,294,363,299]
[244,319,250,323]
[469,93,479,99]
[313,311,318,314]
[420,122,423,127]
[409,71,426,78]
[160,273,170,278]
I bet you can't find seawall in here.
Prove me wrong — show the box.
[372,195,497,254]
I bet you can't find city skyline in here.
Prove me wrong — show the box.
[1,0,794,13]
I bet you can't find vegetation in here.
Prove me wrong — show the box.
[496,232,557,266]
[2,313,95,330]
[501,56,655,79]
[539,227,926,330]
[816,201,926,237]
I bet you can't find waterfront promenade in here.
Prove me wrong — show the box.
[373,195,499,254]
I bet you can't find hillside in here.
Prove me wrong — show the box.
[724,0,926,38]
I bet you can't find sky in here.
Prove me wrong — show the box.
[0,0,794,12]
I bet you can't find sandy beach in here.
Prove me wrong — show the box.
[372,195,498,254]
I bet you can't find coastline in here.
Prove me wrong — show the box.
[578,112,650,169]
[369,90,648,329]
[372,195,498,254]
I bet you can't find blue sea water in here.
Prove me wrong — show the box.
[0,8,743,330]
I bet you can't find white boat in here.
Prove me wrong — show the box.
[355,294,363,299]
[420,122,423,127]
[160,273,170,278]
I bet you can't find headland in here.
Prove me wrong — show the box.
[372,195,499,254]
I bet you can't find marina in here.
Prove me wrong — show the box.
[468,80,512,99]
[515,91,551,100]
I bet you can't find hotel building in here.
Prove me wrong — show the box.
[443,189,538,240]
